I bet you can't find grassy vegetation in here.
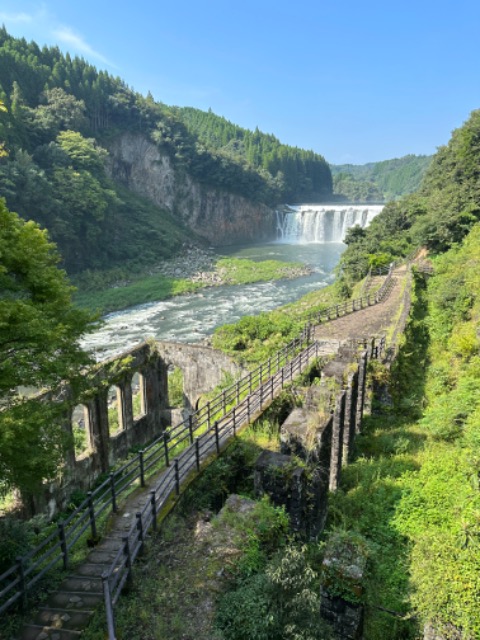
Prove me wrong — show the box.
[216,257,309,285]
[73,272,203,315]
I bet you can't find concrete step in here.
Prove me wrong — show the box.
[59,575,102,594]
[49,591,104,609]
[75,562,109,577]
[33,607,94,631]
[85,549,119,564]
[20,623,82,640]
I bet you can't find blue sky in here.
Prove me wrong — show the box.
[1,0,479,164]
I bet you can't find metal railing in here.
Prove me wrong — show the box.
[0,331,311,617]
[306,263,396,326]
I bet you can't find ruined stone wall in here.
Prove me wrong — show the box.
[33,340,242,518]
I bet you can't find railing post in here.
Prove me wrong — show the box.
[150,490,157,531]
[123,536,133,587]
[195,437,200,471]
[207,403,211,429]
[163,432,170,467]
[222,390,226,414]
[233,406,237,436]
[249,372,252,395]
[188,414,194,443]
[174,459,180,495]
[110,473,118,513]
[281,367,284,388]
[87,492,97,540]
[57,522,68,570]
[247,395,251,422]
[136,512,144,553]
[139,450,145,487]
[102,573,116,640]
[336,304,339,318]
[214,421,220,454]
[271,376,274,401]
[16,556,27,609]
[236,381,240,405]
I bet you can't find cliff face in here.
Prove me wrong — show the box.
[106,132,275,246]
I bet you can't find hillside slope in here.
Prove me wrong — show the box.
[331,154,432,202]
[0,29,332,275]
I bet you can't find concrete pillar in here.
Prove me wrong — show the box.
[342,368,359,465]
[88,392,110,472]
[355,351,368,434]
[329,391,346,492]
[117,379,133,445]
[156,358,169,411]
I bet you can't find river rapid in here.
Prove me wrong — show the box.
[81,241,346,361]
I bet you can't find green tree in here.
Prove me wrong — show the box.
[0,199,97,500]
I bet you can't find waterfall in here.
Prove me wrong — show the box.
[276,204,383,243]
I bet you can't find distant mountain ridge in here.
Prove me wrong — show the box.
[330,154,432,202]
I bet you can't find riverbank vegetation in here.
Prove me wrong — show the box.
[73,255,311,315]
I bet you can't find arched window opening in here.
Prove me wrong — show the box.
[168,365,184,408]
[72,404,91,459]
[132,371,147,419]
[107,385,122,436]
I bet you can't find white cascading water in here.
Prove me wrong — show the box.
[276,204,383,243]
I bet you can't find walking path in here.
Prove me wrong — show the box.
[19,265,411,640]
[314,265,408,344]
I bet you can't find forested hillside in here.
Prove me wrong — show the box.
[338,111,480,287]
[0,29,332,274]
[176,106,332,201]
[331,154,432,202]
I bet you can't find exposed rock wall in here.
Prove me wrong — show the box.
[105,132,275,245]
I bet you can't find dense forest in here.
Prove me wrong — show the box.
[331,154,432,202]
[0,29,332,274]
[175,106,332,201]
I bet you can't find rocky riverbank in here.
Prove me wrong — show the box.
[152,244,312,286]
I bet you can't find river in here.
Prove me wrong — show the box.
[81,241,345,361]
[82,203,385,360]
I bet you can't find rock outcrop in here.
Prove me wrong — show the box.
[105,132,275,245]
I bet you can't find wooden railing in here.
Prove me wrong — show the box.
[0,256,403,620]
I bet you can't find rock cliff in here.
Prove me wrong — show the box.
[105,132,275,246]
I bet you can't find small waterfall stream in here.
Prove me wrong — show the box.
[276,204,383,243]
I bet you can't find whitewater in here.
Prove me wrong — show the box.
[82,204,382,360]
